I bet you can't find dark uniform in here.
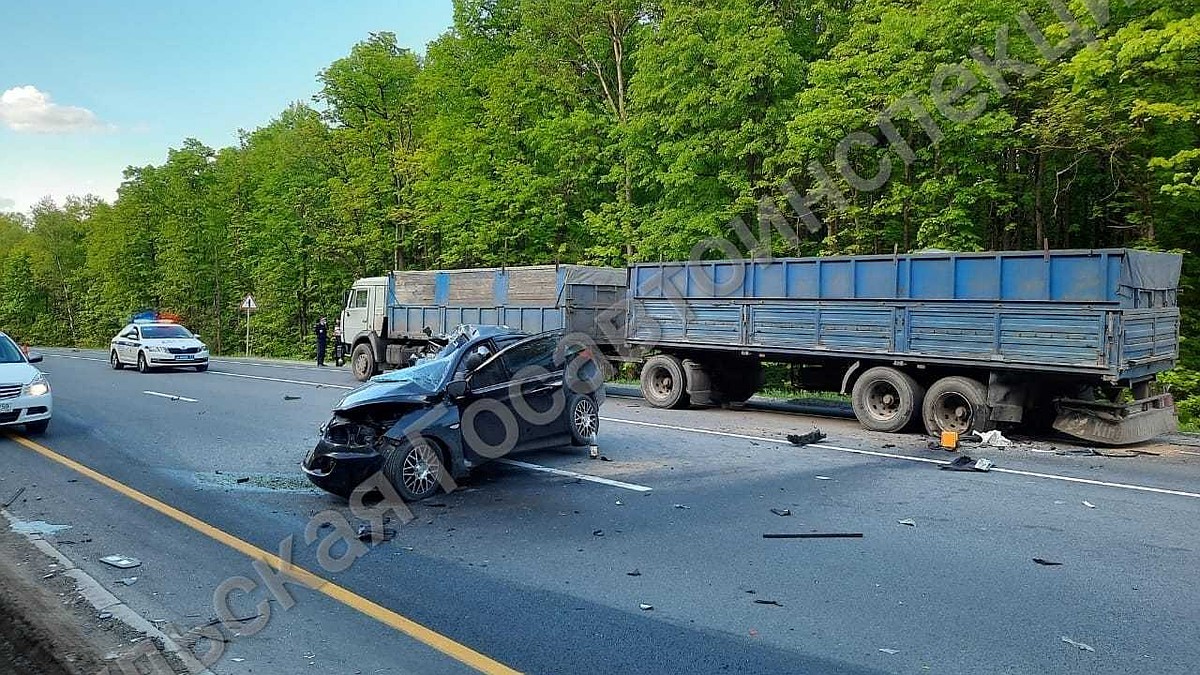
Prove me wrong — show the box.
[314,319,328,367]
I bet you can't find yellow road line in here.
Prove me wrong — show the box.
[4,432,520,675]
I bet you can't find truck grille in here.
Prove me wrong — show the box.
[0,384,21,400]
[168,347,201,355]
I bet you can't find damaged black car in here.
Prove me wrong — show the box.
[303,326,605,501]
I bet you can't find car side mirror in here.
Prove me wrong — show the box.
[446,380,468,400]
[27,353,43,364]
[193,333,201,339]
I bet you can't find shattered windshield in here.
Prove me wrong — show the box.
[372,353,454,391]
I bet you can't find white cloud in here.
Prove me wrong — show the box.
[0,197,15,211]
[0,85,104,133]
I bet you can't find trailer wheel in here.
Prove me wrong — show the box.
[351,343,377,382]
[851,367,925,432]
[641,355,690,409]
[922,376,993,436]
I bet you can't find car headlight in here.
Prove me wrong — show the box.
[148,346,168,353]
[25,375,50,397]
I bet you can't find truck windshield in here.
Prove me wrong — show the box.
[0,336,24,364]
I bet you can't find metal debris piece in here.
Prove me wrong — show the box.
[673,504,691,510]
[283,395,302,401]
[117,576,139,586]
[763,533,863,539]
[897,519,917,527]
[939,456,995,472]
[639,603,653,611]
[98,612,113,620]
[815,476,833,481]
[4,487,26,507]
[100,555,141,570]
[1061,636,1095,652]
[1082,501,1097,509]
[879,648,900,655]
[592,529,604,537]
[235,477,250,484]
[600,456,613,462]
[615,500,624,506]
[627,569,641,577]
[770,508,792,517]
[356,524,397,544]
[753,599,783,607]
[1032,559,1063,566]
[787,429,827,447]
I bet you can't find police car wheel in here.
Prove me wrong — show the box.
[110,350,124,370]
[137,353,150,374]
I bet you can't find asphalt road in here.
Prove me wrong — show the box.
[3,350,1199,674]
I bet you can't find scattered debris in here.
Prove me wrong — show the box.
[787,429,827,447]
[939,456,994,472]
[897,519,917,527]
[283,395,302,401]
[235,477,250,484]
[882,444,897,449]
[10,520,72,536]
[763,533,863,539]
[673,504,691,510]
[41,572,55,580]
[770,508,792,517]
[3,487,26,507]
[600,456,613,462]
[356,524,397,544]
[975,430,1014,448]
[940,431,960,450]
[100,555,142,570]
[1056,448,1098,457]
[753,599,783,607]
[117,576,139,586]
[1032,558,1063,566]
[639,603,653,611]
[589,444,600,460]
[815,476,833,481]
[1061,636,1095,652]
[627,569,642,577]
[879,648,900,655]
[1082,501,1097,509]
[592,529,605,537]
[98,612,113,620]
[1095,448,1138,458]
[615,500,624,506]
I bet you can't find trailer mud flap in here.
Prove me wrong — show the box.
[1053,394,1177,446]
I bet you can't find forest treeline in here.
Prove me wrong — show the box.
[1,0,1197,412]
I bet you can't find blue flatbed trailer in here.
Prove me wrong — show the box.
[626,249,1181,444]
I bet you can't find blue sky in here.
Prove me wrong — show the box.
[0,0,454,214]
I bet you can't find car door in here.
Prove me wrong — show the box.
[116,326,138,362]
[493,333,571,450]
[343,289,371,340]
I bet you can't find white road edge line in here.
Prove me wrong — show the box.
[602,416,1200,500]
[496,459,653,493]
[143,391,199,403]
[207,370,354,390]
[1180,450,1200,457]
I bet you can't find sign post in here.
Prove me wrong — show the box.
[240,295,258,356]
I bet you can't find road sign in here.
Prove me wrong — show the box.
[240,295,257,311]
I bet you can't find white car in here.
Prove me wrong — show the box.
[0,332,52,434]
[110,321,210,373]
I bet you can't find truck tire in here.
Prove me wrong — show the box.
[641,355,690,409]
[851,367,925,433]
[351,343,377,382]
[923,376,994,436]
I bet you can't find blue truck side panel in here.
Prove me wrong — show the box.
[385,266,626,344]
[628,250,1181,382]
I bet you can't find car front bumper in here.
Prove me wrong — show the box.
[148,353,209,366]
[0,394,52,427]
[302,439,384,498]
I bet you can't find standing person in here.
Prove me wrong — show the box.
[314,317,329,367]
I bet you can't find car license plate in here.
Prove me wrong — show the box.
[0,403,10,413]
[175,355,194,361]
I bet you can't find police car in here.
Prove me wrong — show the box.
[0,332,51,434]
[110,319,210,373]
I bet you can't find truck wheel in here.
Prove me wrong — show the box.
[641,355,690,409]
[923,376,993,436]
[351,343,376,382]
[851,367,925,433]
